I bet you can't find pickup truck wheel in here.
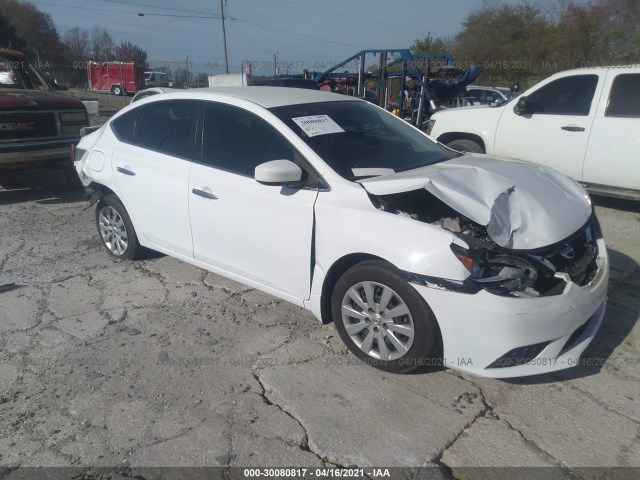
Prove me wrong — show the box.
[96,195,140,260]
[332,260,439,373]
[111,85,123,96]
[446,139,484,154]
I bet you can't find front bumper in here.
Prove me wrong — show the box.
[413,238,609,378]
[0,137,80,169]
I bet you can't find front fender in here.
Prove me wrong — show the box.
[314,185,469,281]
[430,106,505,154]
[305,185,469,322]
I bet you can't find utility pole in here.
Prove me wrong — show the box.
[220,0,229,73]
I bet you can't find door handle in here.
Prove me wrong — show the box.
[116,166,136,176]
[561,125,585,132]
[192,188,218,200]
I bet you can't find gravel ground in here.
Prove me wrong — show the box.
[66,88,132,116]
[0,167,639,480]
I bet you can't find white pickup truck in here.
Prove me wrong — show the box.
[428,66,640,200]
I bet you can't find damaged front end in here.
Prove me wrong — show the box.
[447,214,601,297]
[368,188,602,298]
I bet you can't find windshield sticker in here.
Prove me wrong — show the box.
[292,115,345,137]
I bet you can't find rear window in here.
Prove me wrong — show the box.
[606,74,640,118]
[0,55,48,90]
[111,108,140,143]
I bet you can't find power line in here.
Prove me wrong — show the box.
[271,0,426,35]
[229,17,365,49]
[137,12,218,18]
[100,0,215,16]
[33,1,138,14]
[33,0,366,50]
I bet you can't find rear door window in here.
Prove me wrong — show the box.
[606,73,640,118]
[134,101,200,160]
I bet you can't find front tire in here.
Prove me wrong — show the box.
[331,260,440,373]
[95,194,140,260]
[446,138,484,153]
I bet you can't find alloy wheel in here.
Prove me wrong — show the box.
[341,281,415,361]
[98,205,129,256]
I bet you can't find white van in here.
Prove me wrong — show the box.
[144,71,169,88]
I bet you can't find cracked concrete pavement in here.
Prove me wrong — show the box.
[0,168,639,479]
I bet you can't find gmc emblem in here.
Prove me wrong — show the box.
[0,122,36,131]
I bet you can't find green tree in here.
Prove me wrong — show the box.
[410,32,449,55]
[557,3,608,68]
[0,11,25,49]
[452,1,556,86]
[557,0,640,67]
[0,0,65,69]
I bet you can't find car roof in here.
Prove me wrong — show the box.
[468,86,509,92]
[155,86,357,108]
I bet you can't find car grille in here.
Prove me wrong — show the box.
[0,112,58,141]
[538,215,601,287]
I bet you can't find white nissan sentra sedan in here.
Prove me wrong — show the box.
[74,87,609,378]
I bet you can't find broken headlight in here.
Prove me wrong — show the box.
[450,243,539,296]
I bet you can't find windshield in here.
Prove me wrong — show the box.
[0,55,49,90]
[271,101,456,181]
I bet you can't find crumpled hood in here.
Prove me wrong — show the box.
[359,154,592,250]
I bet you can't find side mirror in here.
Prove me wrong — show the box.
[255,160,302,184]
[513,96,529,115]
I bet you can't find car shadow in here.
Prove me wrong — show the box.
[0,167,85,206]
[501,247,639,385]
[139,249,166,260]
[591,194,640,213]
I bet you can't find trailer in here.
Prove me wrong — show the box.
[87,62,145,95]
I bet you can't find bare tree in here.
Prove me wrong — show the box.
[63,27,89,62]
[90,25,113,62]
[113,40,148,67]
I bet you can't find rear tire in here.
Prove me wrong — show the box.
[111,85,123,96]
[331,260,440,373]
[446,138,484,153]
[95,194,140,260]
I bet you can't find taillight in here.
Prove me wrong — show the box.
[70,145,86,164]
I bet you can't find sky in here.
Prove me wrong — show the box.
[32,0,555,75]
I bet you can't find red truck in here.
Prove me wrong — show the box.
[1,48,88,184]
[87,62,145,95]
